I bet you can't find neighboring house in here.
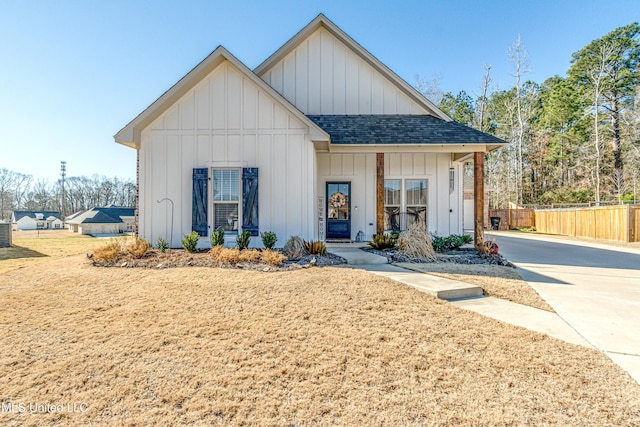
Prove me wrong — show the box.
[115,14,506,247]
[66,206,135,235]
[12,211,63,230]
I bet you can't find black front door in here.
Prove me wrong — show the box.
[326,182,351,239]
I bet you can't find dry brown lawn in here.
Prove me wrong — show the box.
[398,262,554,312]
[1,251,639,425]
[0,230,106,275]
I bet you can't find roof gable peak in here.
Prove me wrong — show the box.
[254,14,450,121]
[115,45,328,148]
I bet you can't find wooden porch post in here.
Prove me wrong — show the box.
[376,153,384,235]
[474,152,485,250]
[134,149,140,238]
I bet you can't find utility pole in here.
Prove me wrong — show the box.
[60,161,66,217]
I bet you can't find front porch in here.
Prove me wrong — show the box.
[315,150,487,249]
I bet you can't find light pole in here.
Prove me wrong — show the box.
[156,198,174,248]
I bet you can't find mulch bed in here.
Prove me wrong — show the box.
[364,247,514,266]
[91,245,513,271]
[90,249,346,271]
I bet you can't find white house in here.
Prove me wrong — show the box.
[115,14,506,248]
[66,206,135,235]
[12,211,63,231]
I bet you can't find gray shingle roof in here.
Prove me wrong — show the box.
[81,211,123,224]
[65,206,135,225]
[306,115,507,146]
[12,211,61,221]
[95,207,135,220]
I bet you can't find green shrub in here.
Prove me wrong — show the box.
[446,234,472,249]
[368,233,397,250]
[431,234,473,252]
[261,231,278,249]
[302,239,326,255]
[431,234,446,252]
[182,231,200,253]
[210,229,225,247]
[236,230,251,250]
[157,236,169,253]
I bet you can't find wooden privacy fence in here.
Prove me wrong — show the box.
[488,209,535,231]
[535,205,640,243]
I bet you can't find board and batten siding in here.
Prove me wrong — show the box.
[139,60,316,247]
[260,27,428,115]
[317,152,463,239]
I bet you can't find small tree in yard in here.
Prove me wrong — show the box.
[182,231,200,253]
[236,231,251,250]
[210,229,225,247]
[157,236,169,253]
[261,231,277,249]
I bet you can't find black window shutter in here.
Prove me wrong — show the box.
[192,168,208,236]
[242,168,259,236]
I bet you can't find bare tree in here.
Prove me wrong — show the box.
[587,43,616,204]
[0,168,18,221]
[28,179,54,211]
[508,35,531,206]
[474,64,492,132]
[13,173,33,210]
[415,73,444,105]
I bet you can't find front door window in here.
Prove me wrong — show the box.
[326,182,351,239]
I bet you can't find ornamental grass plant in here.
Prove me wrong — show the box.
[397,222,436,261]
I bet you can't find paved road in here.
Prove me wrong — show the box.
[487,231,640,384]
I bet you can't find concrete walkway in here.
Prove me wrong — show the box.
[326,244,388,265]
[327,245,592,350]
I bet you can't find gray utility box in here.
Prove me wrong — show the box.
[0,222,11,247]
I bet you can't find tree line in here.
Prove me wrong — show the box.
[0,168,135,221]
[423,23,640,208]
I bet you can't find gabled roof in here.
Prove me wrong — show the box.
[96,206,135,219]
[65,210,86,221]
[12,211,61,222]
[81,211,123,224]
[307,115,507,150]
[115,46,329,148]
[66,207,135,225]
[254,14,451,121]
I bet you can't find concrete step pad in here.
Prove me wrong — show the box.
[359,263,483,300]
[327,247,388,265]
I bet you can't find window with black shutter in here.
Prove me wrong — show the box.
[192,168,208,236]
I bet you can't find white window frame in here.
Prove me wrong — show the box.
[211,168,242,234]
[404,179,428,230]
[383,179,401,232]
[384,178,428,232]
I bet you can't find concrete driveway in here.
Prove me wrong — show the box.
[487,231,640,384]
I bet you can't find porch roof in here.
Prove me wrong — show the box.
[307,115,507,149]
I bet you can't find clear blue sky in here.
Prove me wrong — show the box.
[1,0,637,182]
